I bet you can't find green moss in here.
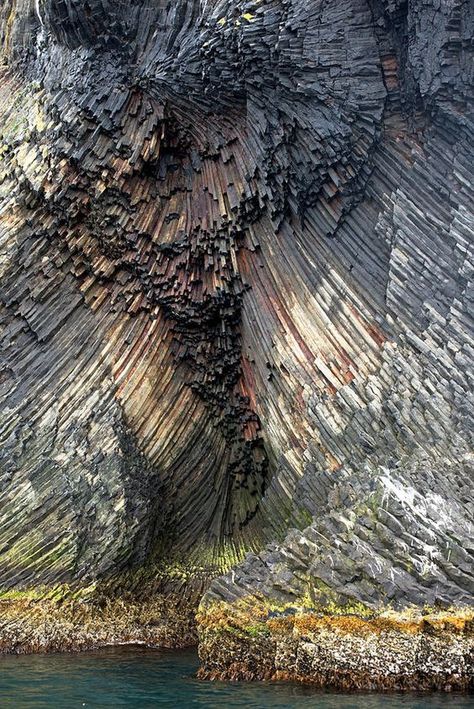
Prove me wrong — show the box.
[244,623,270,638]
[0,588,44,602]
[0,583,96,603]
[210,621,270,640]
[1,529,76,575]
[1,86,30,141]
[293,507,313,530]
[366,489,383,516]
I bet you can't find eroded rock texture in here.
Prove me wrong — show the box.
[0,0,473,617]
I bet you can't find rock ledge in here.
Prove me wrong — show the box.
[197,600,474,691]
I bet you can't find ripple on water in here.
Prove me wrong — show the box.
[0,647,473,709]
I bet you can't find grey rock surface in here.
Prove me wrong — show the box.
[0,0,472,609]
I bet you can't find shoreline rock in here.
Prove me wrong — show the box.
[0,592,198,655]
[197,600,474,691]
[2,590,473,692]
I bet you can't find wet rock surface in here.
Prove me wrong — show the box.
[197,603,474,690]
[0,590,198,654]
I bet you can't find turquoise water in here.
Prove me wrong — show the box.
[0,647,472,708]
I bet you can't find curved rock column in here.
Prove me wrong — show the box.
[0,0,473,681]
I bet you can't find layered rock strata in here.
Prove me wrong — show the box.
[0,0,473,686]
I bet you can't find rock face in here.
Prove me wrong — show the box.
[0,0,473,679]
[207,463,474,609]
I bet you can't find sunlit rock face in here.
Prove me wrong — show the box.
[0,0,472,606]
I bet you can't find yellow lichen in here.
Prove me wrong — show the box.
[197,596,474,640]
[3,0,17,57]
[34,102,46,132]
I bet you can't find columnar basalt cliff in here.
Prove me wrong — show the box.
[0,0,473,688]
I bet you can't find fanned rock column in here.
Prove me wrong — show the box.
[0,0,473,682]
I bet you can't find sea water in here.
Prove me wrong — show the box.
[0,647,472,708]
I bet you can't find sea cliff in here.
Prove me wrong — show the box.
[0,0,472,689]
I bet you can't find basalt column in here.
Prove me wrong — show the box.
[0,0,473,679]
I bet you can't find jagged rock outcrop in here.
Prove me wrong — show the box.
[0,0,473,681]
